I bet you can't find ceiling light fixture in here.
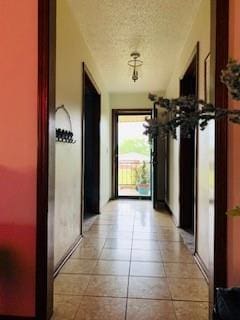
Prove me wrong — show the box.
[128,52,143,82]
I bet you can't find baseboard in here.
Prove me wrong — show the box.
[165,202,173,215]
[54,235,83,278]
[194,251,209,283]
[165,202,180,227]
[154,200,167,211]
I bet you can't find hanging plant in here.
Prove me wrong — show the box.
[221,59,240,101]
[145,60,240,216]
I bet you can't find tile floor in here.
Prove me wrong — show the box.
[53,200,209,320]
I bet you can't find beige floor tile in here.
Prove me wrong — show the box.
[133,226,157,233]
[152,219,174,227]
[85,275,128,297]
[54,274,90,295]
[86,230,110,238]
[164,263,204,279]
[111,226,134,232]
[54,200,210,318]
[133,232,159,240]
[128,276,171,299]
[130,261,165,277]
[157,229,182,241]
[132,240,160,250]
[131,250,162,262]
[94,220,116,225]
[75,296,126,320]
[52,295,81,320]
[93,260,130,275]
[158,241,188,250]
[60,259,97,274]
[127,299,176,320]
[100,248,131,260]
[81,238,106,249]
[160,245,194,263]
[173,301,209,320]
[90,225,113,232]
[106,231,133,239]
[104,238,132,249]
[168,278,209,301]
[71,246,102,259]
[84,230,109,239]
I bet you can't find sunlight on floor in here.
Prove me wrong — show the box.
[53,200,209,319]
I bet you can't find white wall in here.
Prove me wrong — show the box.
[110,92,164,109]
[165,0,211,269]
[55,0,111,266]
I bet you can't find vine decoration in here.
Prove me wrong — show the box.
[144,60,240,216]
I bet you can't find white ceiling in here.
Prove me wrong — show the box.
[68,0,202,93]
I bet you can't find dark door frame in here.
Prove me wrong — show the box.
[209,0,229,315]
[152,104,168,210]
[36,0,56,320]
[32,1,229,320]
[81,63,101,228]
[179,42,199,249]
[111,109,152,200]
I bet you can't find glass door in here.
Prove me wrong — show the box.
[117,114,151,198]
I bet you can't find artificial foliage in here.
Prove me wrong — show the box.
[221,59,240,101]
[144,60,240,140]
[144,60,240,216]
[144,95,240,139]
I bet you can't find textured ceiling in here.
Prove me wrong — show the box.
[68,0,202,92]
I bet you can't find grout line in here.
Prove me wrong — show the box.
[124,211,135,320]
[55,292,209,303]
[59,271,205,280]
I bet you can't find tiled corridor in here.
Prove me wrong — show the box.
[53,200,209,319]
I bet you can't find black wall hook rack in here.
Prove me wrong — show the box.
[55,105,76,144]
[56,128,76,144]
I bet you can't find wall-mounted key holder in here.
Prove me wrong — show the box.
[56,128,76,143]
[55,105,76,144]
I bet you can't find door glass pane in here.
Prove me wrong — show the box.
[118,115,151,197]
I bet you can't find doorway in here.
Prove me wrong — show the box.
[35,1,229,319]
[179,43,199,243]
[112,109,152,199]
[82,64,101,220]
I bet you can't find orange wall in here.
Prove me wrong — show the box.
[227,0,240,286]
[0,0,38,316]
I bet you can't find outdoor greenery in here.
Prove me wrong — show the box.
[118,138,150,187]
[136,161,150,185]
[119,138,150,156]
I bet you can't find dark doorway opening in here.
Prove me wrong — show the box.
[179,43,199,240]
[82,64,101,221]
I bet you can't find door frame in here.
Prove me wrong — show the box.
[35,1,229,319]
[81,63,101,227]
[111,109,152,200]
[36,0,56,319]
[209,0,229,314]
[179,42,199,250]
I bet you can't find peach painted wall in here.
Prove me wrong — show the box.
[0,0,38,316]
[227,0,240,287]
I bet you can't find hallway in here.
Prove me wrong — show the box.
[53,200,209,319]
